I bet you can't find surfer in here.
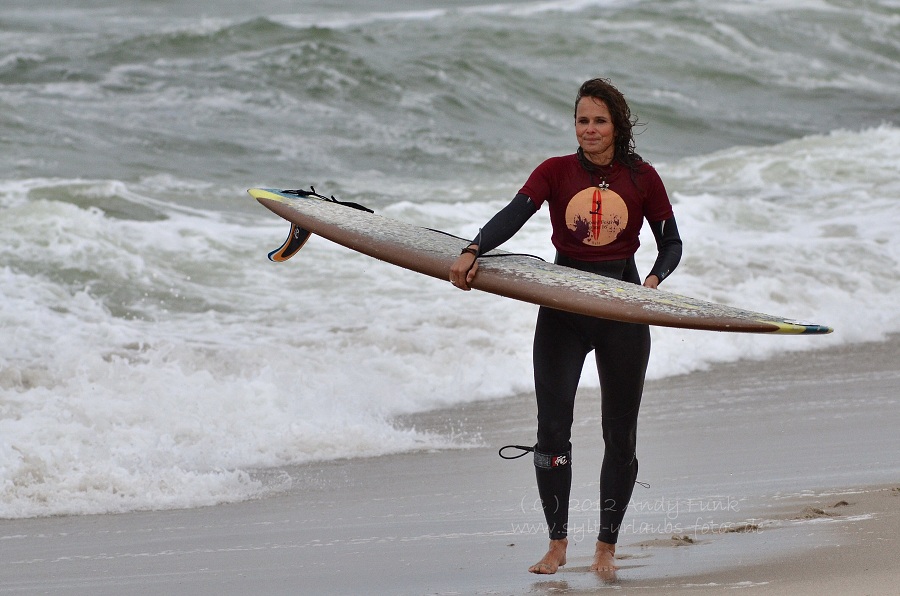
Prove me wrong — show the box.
[449,78,682,575]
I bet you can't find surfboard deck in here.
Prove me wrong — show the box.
[250,188,832,335]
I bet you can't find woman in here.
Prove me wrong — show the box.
[449,78,682,574]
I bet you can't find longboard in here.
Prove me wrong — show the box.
[250,188,832,335]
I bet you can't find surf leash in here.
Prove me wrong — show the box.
[498,444,537,460]
[426,228,547,263]
[282,186,374,213]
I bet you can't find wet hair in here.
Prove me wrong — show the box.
[574,78,643,168]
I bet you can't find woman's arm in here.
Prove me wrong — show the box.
[643,216,682,289]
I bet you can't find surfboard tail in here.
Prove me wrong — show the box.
[268,223,312,262]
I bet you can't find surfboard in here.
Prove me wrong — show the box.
[250,188,832,335]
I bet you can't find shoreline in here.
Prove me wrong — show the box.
[2,335,899,594]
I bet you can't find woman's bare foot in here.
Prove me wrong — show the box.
[528,538,568,574]
[590,540,618,576]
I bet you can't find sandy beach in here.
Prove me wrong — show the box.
[2,335,898,595]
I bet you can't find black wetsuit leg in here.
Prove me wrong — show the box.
[532,256,650,544]
[593,330,648,540]
[532,305,591,540]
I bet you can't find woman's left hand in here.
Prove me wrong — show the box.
[643,275,660,289]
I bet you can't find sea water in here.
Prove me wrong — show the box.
[1,0,898,517]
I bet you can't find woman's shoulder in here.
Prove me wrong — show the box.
[625,156,664,180]
[522,153,581,199]
[534,153,580,172]
[626,154,655,171]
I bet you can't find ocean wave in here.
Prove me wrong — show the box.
[3,126,899,520]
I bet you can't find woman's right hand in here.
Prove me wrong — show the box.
[449,247,479,291]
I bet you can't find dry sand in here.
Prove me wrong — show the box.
[2,336,899,595]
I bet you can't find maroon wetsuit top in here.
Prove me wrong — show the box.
[520,154,674,262]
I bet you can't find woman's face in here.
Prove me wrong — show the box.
[575,97,616,165]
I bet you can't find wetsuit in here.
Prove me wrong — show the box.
[472,152,682,544]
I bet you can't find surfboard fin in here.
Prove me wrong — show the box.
[268,223,312,262]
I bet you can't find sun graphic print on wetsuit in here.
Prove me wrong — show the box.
[565,186,629,246]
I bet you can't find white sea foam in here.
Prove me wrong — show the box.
[275,9,449,31]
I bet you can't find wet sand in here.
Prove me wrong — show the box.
[2,335,898,595]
